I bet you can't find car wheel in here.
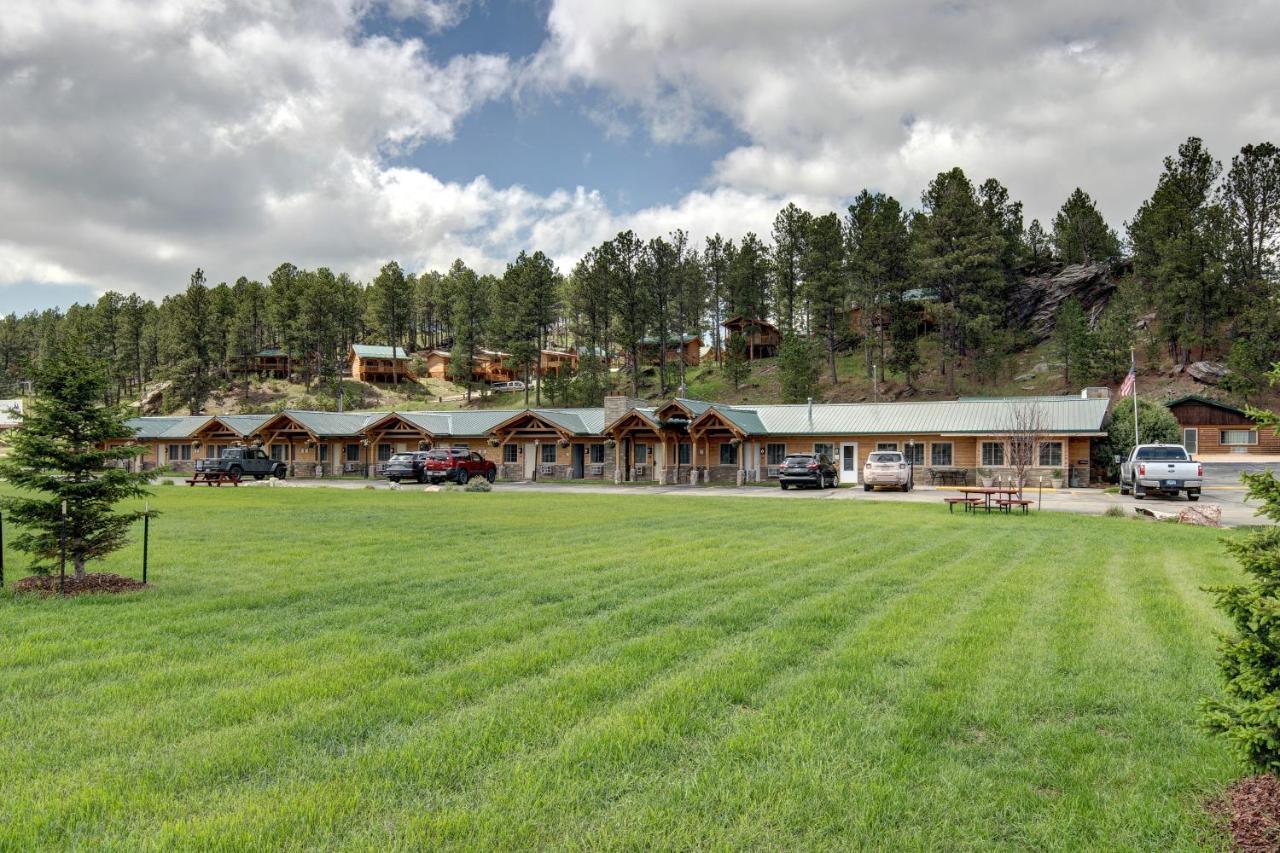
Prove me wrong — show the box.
[780,482,788,490]
[229,465,243,479]
[1119,482,1130,495]
[863,483,871,492]
[485,469,496,483]
[389,477,400,483]
[457,469,469,485]
[274,467,286,480]
[832,476,839,488]
[1188,492,1200,502]
[905,479,913,492]
[415,472,425,484]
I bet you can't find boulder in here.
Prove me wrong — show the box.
[1187,361,1229,386]
[1007,261,1122,342]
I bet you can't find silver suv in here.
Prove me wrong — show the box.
[863,450,913,492]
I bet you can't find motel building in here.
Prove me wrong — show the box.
[116,392,1111,486]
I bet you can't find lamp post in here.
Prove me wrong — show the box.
[906,439,915,490]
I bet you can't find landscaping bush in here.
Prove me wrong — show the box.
[464,477,493,493]
[1103,505,1127,518]
[1201,394,1280,771]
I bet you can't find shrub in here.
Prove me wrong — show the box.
[1201,394,1280,772]
[1103,505,1126,518]
[464,477,493,493]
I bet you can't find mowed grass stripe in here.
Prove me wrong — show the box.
[146,528,960,849]
[0,489,1242,850]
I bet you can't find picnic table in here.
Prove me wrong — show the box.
[184,470,241,487]
[953,486,1021,513]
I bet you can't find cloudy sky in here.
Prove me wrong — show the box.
[2,0,1278,312]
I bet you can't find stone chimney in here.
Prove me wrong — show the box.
[604,394,647,427]
[1081,386,1111,400]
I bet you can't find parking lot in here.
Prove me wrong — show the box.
[177,460,1279,527]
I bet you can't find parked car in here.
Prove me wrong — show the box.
[423,448,498,485]
[778,453,838,489]
[1117,444,1202,500]
[384,451,432,483]
[863,450,912,492]
[195,446,286,480]
[491,380,526,392]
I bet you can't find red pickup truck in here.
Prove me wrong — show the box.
[423,448,497,485]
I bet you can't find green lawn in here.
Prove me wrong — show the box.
[0,488,1242,849]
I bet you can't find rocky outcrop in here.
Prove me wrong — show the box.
[1187,360,1229,386]
[1008,261,1123,342]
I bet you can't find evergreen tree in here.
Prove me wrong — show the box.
[703,234,730,365]
[605,231,650,398]
[1051,187,1121,265]
[778,331,820,403]
[725,233,770,324]
[847,190,911,380]
[770,202,809,332]
[162,269,216,413]
[671,231,707,392]
[802,212,846,383]
[1201,387,1280,772]
[0,336,154,577]
[445,260,488,402]
[1220,142,1280,299]
[723,331,749,390]
[1025,218,1053,268]
[1053,297,1093,385]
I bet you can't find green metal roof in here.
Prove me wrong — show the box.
[639,334,701,345]
[124,416,212,439]
[395,410,522,437]
[351,344,411,360]
[274,411,383,436]
[690,395,1109,436]
[530,408,607,435]
[216,414,273,435]
[1165,394,1246,416]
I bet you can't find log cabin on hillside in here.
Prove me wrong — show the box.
[722,316,780,360]
[636,334,702,368]
[349,345,415,384]
[1166,394,1280,457]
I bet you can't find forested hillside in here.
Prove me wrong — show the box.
[3,135,1276,414]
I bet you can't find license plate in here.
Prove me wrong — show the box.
[1164,479,1178,486]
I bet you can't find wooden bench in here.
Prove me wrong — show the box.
[184,470,241,487]
[944,496,983,513]
[995,498,1033,514]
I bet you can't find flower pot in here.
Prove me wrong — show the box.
[1051,478,1063,490]
[980,477,994,488]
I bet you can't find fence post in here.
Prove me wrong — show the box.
[1,508,5,589]
[59,499,67,595]
[142,501,150,585]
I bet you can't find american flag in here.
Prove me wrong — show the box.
[1119,353,1136,398]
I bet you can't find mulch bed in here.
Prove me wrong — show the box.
[12,572,147,597]
[1215,775,1280,852]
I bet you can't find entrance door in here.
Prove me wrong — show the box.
[840,443,859,485]
[571,443,585,479]
[523,443,536,479]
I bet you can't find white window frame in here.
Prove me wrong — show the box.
[1182,428,1198,455]
[1221,429,1258,446]
[876,442,899,451]
[930,442,953,467]
[813,442,834,459]
[503,444,519,464]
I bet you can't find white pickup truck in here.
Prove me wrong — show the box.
[1117,444,1203,501]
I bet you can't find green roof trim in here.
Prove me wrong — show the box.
[351,344,412,360]
[1165,394,1247,416]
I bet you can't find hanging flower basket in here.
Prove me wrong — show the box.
[303,438,316,449]
[558,438,570,448]
[360,438,370,448]
[190,439,202,449]
[418,440,431,451]
[604,438,616,449]
[729,437,742,448]
[487,436,500,447]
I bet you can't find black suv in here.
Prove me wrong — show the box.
[778,453,838,489]
[384,451,432,483]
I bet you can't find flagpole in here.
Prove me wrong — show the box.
[1131,347,1140,449]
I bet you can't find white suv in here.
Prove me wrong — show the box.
[863,451,913,492]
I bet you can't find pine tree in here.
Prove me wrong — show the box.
[778,331,819,403]
[1053,297,1093,385]
[0,336,154,577]
[1051,188,1120,265]
[802,212,846,383]
[1201,387,1280,772]
[446,260,488,402]
[1025,219,1053,268]
[162,269,216,414]
[770,203,810,332]
[723,331,749,390]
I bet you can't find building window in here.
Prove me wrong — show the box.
[766,443,787,465]
[377,443,392,462]
[1182,428,1198,454]
[345,443,361,462]
[270,444,287,462]
[813,442,834,459]
[207,445,221,458]
[904,443,924,465]
[590,444,605,464]
[318,444,330,462]
[930,442,953,466]
[981,441,1005,467]
[720,443,738,465]
[541,443,557,463]
[167,443,191,461]
[1037,441,1063,467]
[678,442,691,465]
[876,442,898,451]
[504,444,519,464]
[1221,429,1258,446]
[634,444,648,464]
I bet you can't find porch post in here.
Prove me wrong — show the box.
[613,434,622,484]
